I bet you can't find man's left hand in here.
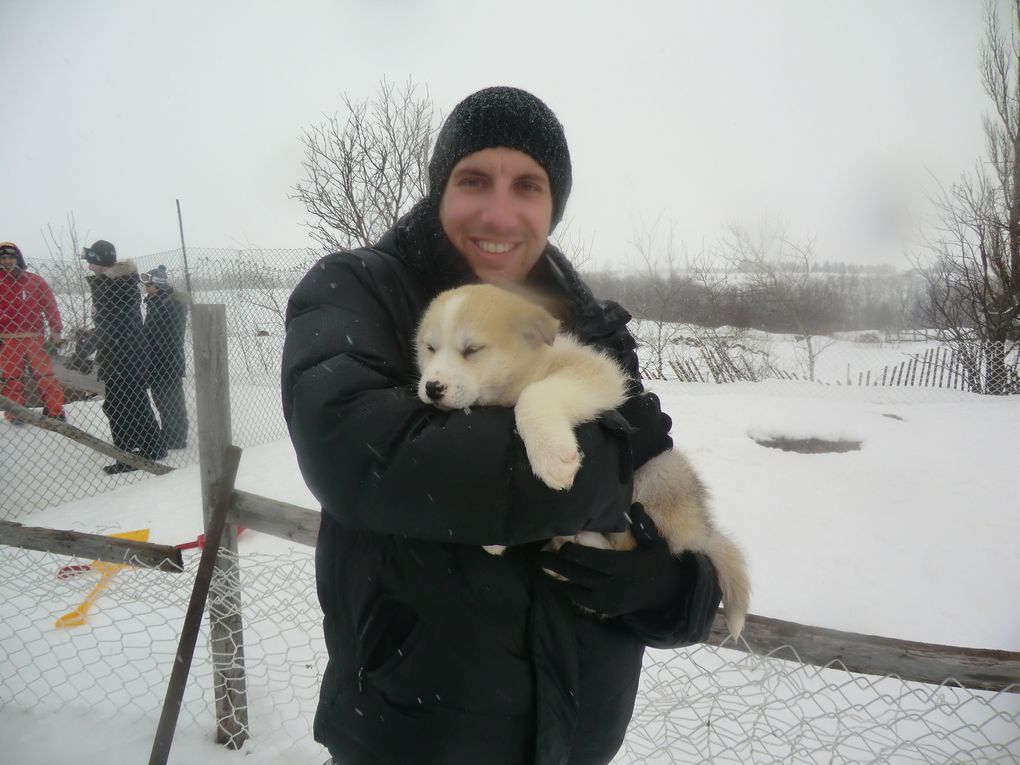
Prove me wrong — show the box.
[538,503,690,618]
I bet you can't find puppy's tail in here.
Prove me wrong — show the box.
[703,532,751,640]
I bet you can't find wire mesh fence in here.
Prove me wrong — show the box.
[2,248,319,522]
[5,246,1018,524]
[3,245,1019,762]
[1,543,1017,764]
[0,544,323,762]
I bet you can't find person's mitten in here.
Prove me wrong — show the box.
[538,502,695,618]
[617,392,673,470]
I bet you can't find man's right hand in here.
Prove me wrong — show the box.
[618,392,673,470]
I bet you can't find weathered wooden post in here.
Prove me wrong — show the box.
[192,304,249,748]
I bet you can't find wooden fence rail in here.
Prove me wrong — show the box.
[706,614,1020,694]
[0,520,183,571]
[10,491,1011,695]
[223,491,1020,696]
[0,395,174,475]
[9,307,1017,761]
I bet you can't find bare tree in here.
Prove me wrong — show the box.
[685,255,775,383]
[550,219,596,271]
[38,213,91,338]
[914,1,1020,394]
[293,78,435,252]
[626,217,692,378]
[721,218,836,381]
[619,216,773,382]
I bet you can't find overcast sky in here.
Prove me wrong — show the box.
[0,0,1005,271]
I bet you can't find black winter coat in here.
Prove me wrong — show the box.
[87,261,147,382]
[282,200,722,765]
[143,288,188,383]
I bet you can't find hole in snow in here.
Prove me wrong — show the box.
[752,437,861,454]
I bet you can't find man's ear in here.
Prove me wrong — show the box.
[517,305,559,347]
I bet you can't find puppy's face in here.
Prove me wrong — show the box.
[415,285,558,409]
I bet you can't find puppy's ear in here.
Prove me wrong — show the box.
[517,305,559,347]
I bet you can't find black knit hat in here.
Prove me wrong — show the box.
[0,241,26,270]
[428,86,573,228]
[82,240,117,266]
[141,264,172,288]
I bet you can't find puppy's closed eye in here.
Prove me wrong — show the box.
[462,345,484,358]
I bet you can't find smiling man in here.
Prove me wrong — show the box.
[438,146,553,284]
[283,87,722,765]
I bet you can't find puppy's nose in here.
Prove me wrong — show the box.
[425,380,446,402]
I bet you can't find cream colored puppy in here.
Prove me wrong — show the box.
[415,284,750,638]
[416,285,626,491]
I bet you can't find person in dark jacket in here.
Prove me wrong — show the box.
[83,240,166,473]
[282,87,723,765]
[141,265,189,449]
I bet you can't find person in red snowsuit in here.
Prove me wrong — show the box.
[0,242,65,423]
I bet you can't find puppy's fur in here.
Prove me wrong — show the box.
[416,284,750,638]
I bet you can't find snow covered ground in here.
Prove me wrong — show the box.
[1,381,1018,763]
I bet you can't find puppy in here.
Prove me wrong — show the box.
[415,284,750,638]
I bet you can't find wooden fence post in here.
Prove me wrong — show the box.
[149,445,242,765]
[192,304,249,748]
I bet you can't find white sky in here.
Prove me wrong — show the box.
[0,0,1008,270]
[2,382,1018,762]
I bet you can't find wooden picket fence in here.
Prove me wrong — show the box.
[658,342,1019,391]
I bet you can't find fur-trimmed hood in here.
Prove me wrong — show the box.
[96,259,139,279]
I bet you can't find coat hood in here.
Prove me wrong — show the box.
[0,242,27,271]
[95,259,139,279]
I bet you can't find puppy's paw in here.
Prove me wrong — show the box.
[571,531,615,550]
[516,405,582,490]
[546,532,614,551]
[526,433,582,491]
[482,544,507,556]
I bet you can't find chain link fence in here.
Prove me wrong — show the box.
[1,543,1017,763]
[3,246,1019,762]
[2,248,320,522]
[0,545,322,762]
[6,246,1017,523]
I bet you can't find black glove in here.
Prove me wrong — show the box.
[618,392,673,470]
[538,502,694,618]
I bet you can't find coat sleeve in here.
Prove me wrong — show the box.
[586,302,724,648]
[282,252,635,547]
[36,277,63,335]
[621,551,723,648]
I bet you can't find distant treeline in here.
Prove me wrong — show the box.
[35,249,926,336]
[583,267,926,335]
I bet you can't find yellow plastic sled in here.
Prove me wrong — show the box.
[55,528,151,629]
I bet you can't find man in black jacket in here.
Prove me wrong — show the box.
[83,240,166,473]
[283,87,722,765]
[141,265,189,449]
